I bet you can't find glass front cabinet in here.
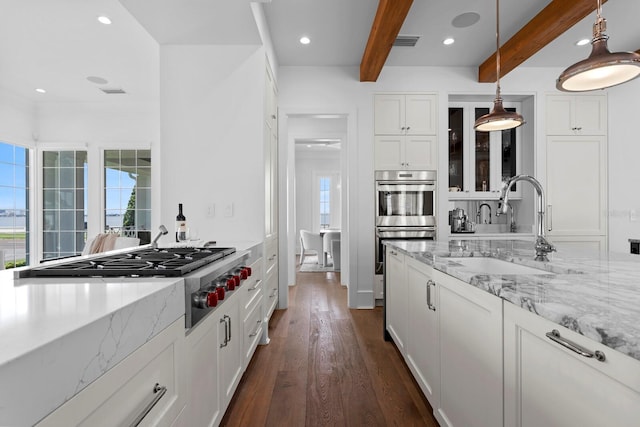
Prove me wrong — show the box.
[448,103,521,200]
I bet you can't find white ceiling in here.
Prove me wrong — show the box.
[0,0,638,107]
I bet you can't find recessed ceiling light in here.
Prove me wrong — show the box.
[299,36,311,45]
[443,38,455,46]
[575,38,591,46]
[86,76,109,85]
[97,16,112,25]
[35,88,46,94]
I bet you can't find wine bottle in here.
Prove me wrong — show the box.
[176,203,187,242]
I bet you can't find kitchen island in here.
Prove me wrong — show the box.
[0,270,185,426]
[384,238,640,427]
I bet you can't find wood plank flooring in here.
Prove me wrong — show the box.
[221,269,439,426]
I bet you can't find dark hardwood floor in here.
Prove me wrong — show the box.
[221,268,439,427]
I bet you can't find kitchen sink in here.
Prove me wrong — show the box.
[445,257,556,275]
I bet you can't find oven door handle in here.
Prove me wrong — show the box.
[377,183,435,192]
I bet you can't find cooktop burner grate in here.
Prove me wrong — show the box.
[26,247,236,278]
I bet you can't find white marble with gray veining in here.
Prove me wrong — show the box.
[0,273,185,427]
[384,238,640,362]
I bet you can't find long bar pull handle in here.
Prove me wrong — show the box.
[426,280,436,311]
[546,329,606,362]
[227,315,232,342]
[248,279,262,291]
[128,383,167,427]
[547,205,552,231]
[220,315,230,348]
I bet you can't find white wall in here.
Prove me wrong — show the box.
[0,88,37,146]
[159,44,266,243]
[278,64,640,307]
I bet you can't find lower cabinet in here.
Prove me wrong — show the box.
[503,303,640,427]
[37,318,186,427]
[385,246,407,353]
[405,257,439,405]
[217,291,243,412]
[263,237,279,324]
[435,269,503,427]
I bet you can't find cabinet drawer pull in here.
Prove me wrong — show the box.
[248,279,262,291]
[546,329,606,362]
[249,320,263,337]
[128,383,167,427]
[389,250,397,256]
[426,280,436,311]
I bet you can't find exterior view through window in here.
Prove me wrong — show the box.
[104,150,152,244]
[0,142,29,268]
[42,150,88,260]
[320,176,330,229]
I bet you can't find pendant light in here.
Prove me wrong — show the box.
[474,0,524,132]
[557,0,640,92]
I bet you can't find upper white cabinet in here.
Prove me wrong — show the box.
[374,135,437,170]
[374,93,438,171]
[264,60,278,239]
[375,94,437,135]
[504,303,640,427]
[448,103,522,199]
[546,95,607,135]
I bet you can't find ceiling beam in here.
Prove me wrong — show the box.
[360,0,413,82]
[478,0,607,83]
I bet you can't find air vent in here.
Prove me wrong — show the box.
[100,88,126,95]
[393,35,420,47]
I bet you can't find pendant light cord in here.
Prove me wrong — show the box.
[495,0,501,100]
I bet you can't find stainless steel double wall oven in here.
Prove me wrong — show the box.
[375,170,437,276]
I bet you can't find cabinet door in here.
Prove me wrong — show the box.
[405,94,437,135]
[375,94,405,134]
[186,313,221,427]
[374,135,403,170]
[546,95,606,135]
[504,303,640,427]
[385,247,407,354]
[546,135,607,236]
[435,270,502,427]
[404,135,437,170]
[218,293,242,412]
[406,258,439,406]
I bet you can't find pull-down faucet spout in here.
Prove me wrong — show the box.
[497,175,555,261]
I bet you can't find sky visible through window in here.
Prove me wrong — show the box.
[0,141,29,267]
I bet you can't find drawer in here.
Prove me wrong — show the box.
[265,238,278,271]
[265,272,278,320]
[243,296,264,367]
[38,318,184,427]
[241,257,264,317]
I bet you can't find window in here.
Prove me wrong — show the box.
[319,176,330,229]
[0,142,29,268]
[42,150,88,260]
[104,149,151,244]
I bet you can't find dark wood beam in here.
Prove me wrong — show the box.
[478,0,607,83]
[360,0,413,82]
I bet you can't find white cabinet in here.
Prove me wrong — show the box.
[218,291,242,410]
[38,318,186,427]
[434,269,503,427]
[374,135,437,170]
[185,311,222,427]
[503,303,640,427]
[385,246,407,354]
[263,236,278,325]
[241,256,264,369]
[374,94,437,135]
[448,103,521,200]
[405,257,439,405]
[546,134,607,250]
[546,95,607,135]
[264,60,278,238]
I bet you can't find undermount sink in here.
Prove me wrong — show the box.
[445,257,555,275]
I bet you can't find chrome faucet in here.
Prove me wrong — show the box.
[477,203,492,224]
[497,175,555,261]
[151,225,168,249]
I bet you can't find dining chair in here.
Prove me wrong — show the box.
[322,230,341,268]
[300,229,323,265]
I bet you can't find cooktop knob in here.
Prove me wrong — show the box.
[193,290,218,309]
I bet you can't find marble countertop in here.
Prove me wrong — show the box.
[384,238,640,363]
[0,272,185,426]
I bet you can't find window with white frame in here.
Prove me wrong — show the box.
[0,142,30,268]
[319,176,330,229]
[42,150,88,260]
[104,149,152,244]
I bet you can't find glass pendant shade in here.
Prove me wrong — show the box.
[474,0,525,132]
[474,97,525,131]
[557,2,640,92]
